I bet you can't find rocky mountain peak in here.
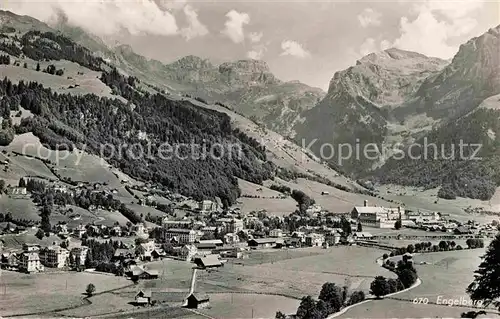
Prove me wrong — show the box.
[169,55,214,70]
[414,24,500,118]
[357,48,432,65]
[218,59,279,86]
[328,48,448,108]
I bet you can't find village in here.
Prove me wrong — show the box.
[0,174,497,318]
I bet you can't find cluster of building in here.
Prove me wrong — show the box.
[2,243,89,273]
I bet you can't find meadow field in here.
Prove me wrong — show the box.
[201,293,300,319]
[1,228,77,250]
[203,246,394,300]
[337,247,499,318]
[0,271,130,316]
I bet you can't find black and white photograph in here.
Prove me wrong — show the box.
[0,0,498,318]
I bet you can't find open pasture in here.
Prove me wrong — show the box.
[1,228,82,251]
[200,293,300,319]
[0,270,130,316]
[378,184,500,223]
[338,247,497,318]
[205,246,394,299]
[233,197,298,216]
[7,133,133,188]
[238,178,286,198]
[0,59,120,100]
[0,195,40,221]
[272,177,392,213]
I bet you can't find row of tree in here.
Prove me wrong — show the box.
[284,282,366,319]
[371,257,418,298]
[386,239,484,259]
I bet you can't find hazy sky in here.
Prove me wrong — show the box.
[3,0,499,90]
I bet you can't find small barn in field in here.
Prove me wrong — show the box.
[135,289,152,306]
[186,293,210,309]
[193,255,222,269]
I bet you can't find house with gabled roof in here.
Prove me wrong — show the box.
[186,293,210,309]
[135,289,152,306]
[193,255,222,269]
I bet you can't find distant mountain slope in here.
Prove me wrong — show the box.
[294,48,448,174]
[372,26,500,200]
[0,10,53,33]
[294,25,500,201]
[107,45,325,136]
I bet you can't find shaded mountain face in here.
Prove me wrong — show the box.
[295,26,500,201]
[399,26,500,120]
[294,48,448,174]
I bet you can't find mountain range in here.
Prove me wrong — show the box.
[0,10,500,201]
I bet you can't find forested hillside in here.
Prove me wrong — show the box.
[373,108,500,200]
[0,26,275,206]
[1,30,105,71]
[8,76,274,206]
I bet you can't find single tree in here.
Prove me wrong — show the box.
[467,234,500,310]
[275,311,286,319]
[394,219,402,230]
[370,276,390,298]
[406,244,415,254]
[357,221,363,232]
[397,268,418,288]
[35,228,45,240]
[341,216,352,236]
[86,283,96,296]
[318,282,343,313]
[296,296,317,319]
[36,63,40,71]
